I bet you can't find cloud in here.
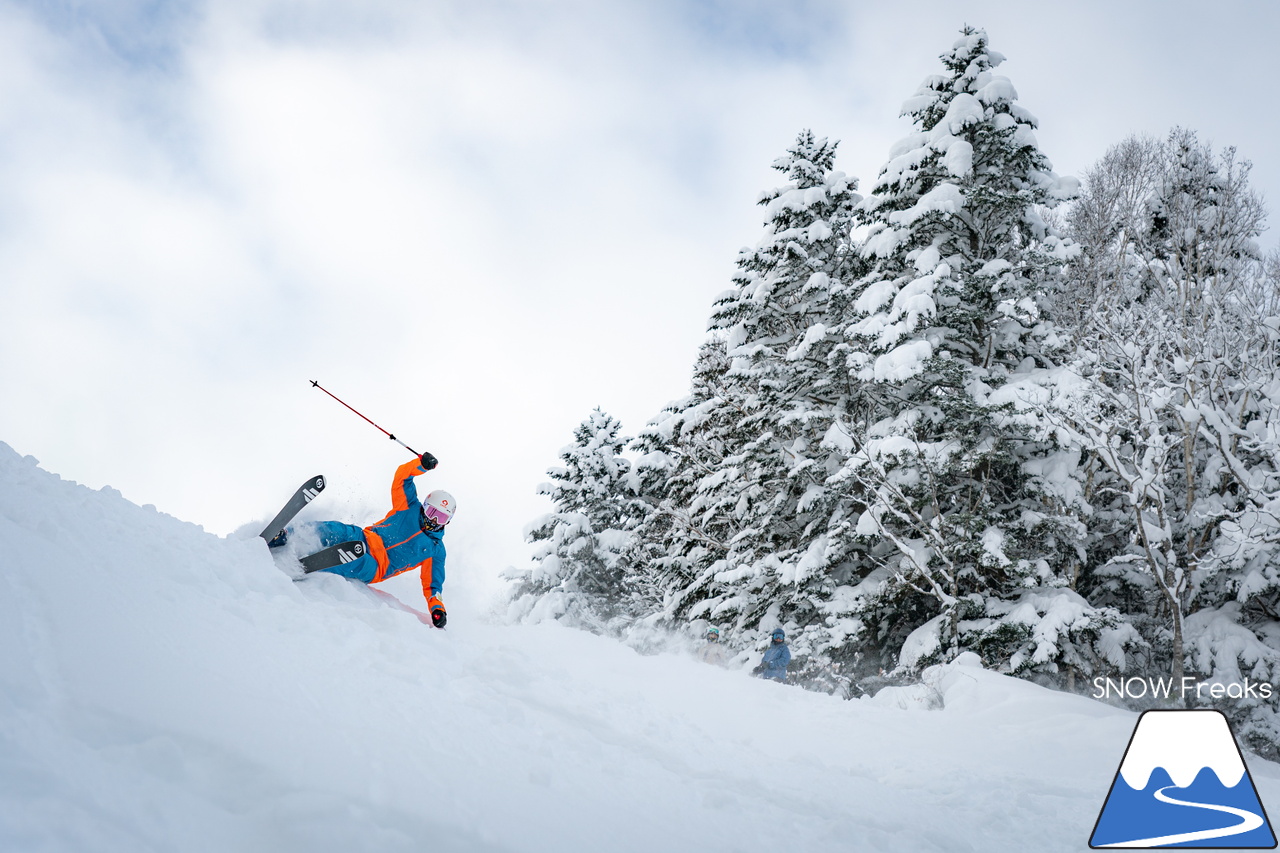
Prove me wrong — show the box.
[1,0,1277,587]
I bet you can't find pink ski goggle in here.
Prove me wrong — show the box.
[424,505,452,527]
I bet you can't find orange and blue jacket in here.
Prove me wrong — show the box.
[363,457,447,613]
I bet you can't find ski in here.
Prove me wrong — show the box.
[300,539,367,574]
[259,475,325,542]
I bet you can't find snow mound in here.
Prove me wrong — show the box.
[866,651,1102,716]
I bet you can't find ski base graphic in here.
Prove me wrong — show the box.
[299,539,367,574]
[260,475,325,543]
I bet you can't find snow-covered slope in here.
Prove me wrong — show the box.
[2,441,1275,852]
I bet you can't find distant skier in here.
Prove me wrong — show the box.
[696,626,728,667]
[270,452,455,628]
[752,628,790,682]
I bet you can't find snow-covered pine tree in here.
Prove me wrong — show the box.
[507,409,640,633]
[818,27,1131,684]
[626,132,860,665]
[625,338,740,625]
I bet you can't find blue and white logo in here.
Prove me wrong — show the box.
[1091,710,1276,848]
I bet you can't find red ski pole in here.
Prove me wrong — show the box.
[310,380,420,457]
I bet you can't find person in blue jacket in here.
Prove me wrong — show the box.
[754,628,791,682]
[270,451,456,628]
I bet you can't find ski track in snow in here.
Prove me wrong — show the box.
[2,442,1279,852]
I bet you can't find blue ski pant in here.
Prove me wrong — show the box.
[297,520,378,582]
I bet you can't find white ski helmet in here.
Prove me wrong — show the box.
[421,489,456,532]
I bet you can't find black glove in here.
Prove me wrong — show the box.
[431,607,447,628]
[752,663,764,676]
[420,452,438,471]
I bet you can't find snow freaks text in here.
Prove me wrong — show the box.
[1092,678,1275,702]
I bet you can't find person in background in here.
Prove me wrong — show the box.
[753,627,791,682]
[697,625,728,666]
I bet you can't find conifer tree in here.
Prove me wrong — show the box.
[628,131,860,657]
[625,338,739,622]
[819,27,1124,681]
[508,409,639,632]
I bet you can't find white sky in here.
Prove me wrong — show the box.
[2,0,1278,596]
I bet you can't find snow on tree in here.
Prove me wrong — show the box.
[1053,134,1163,326]
[625,338,741,629]
[515,28,1280,730]
[815,26,1131,684]
[507,409,641,633]
[1053,129,1280,751]
[625,131,861,668]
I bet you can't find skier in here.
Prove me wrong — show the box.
[270,451,455,628]
[696,626,728,667]
[752,628,791,682]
